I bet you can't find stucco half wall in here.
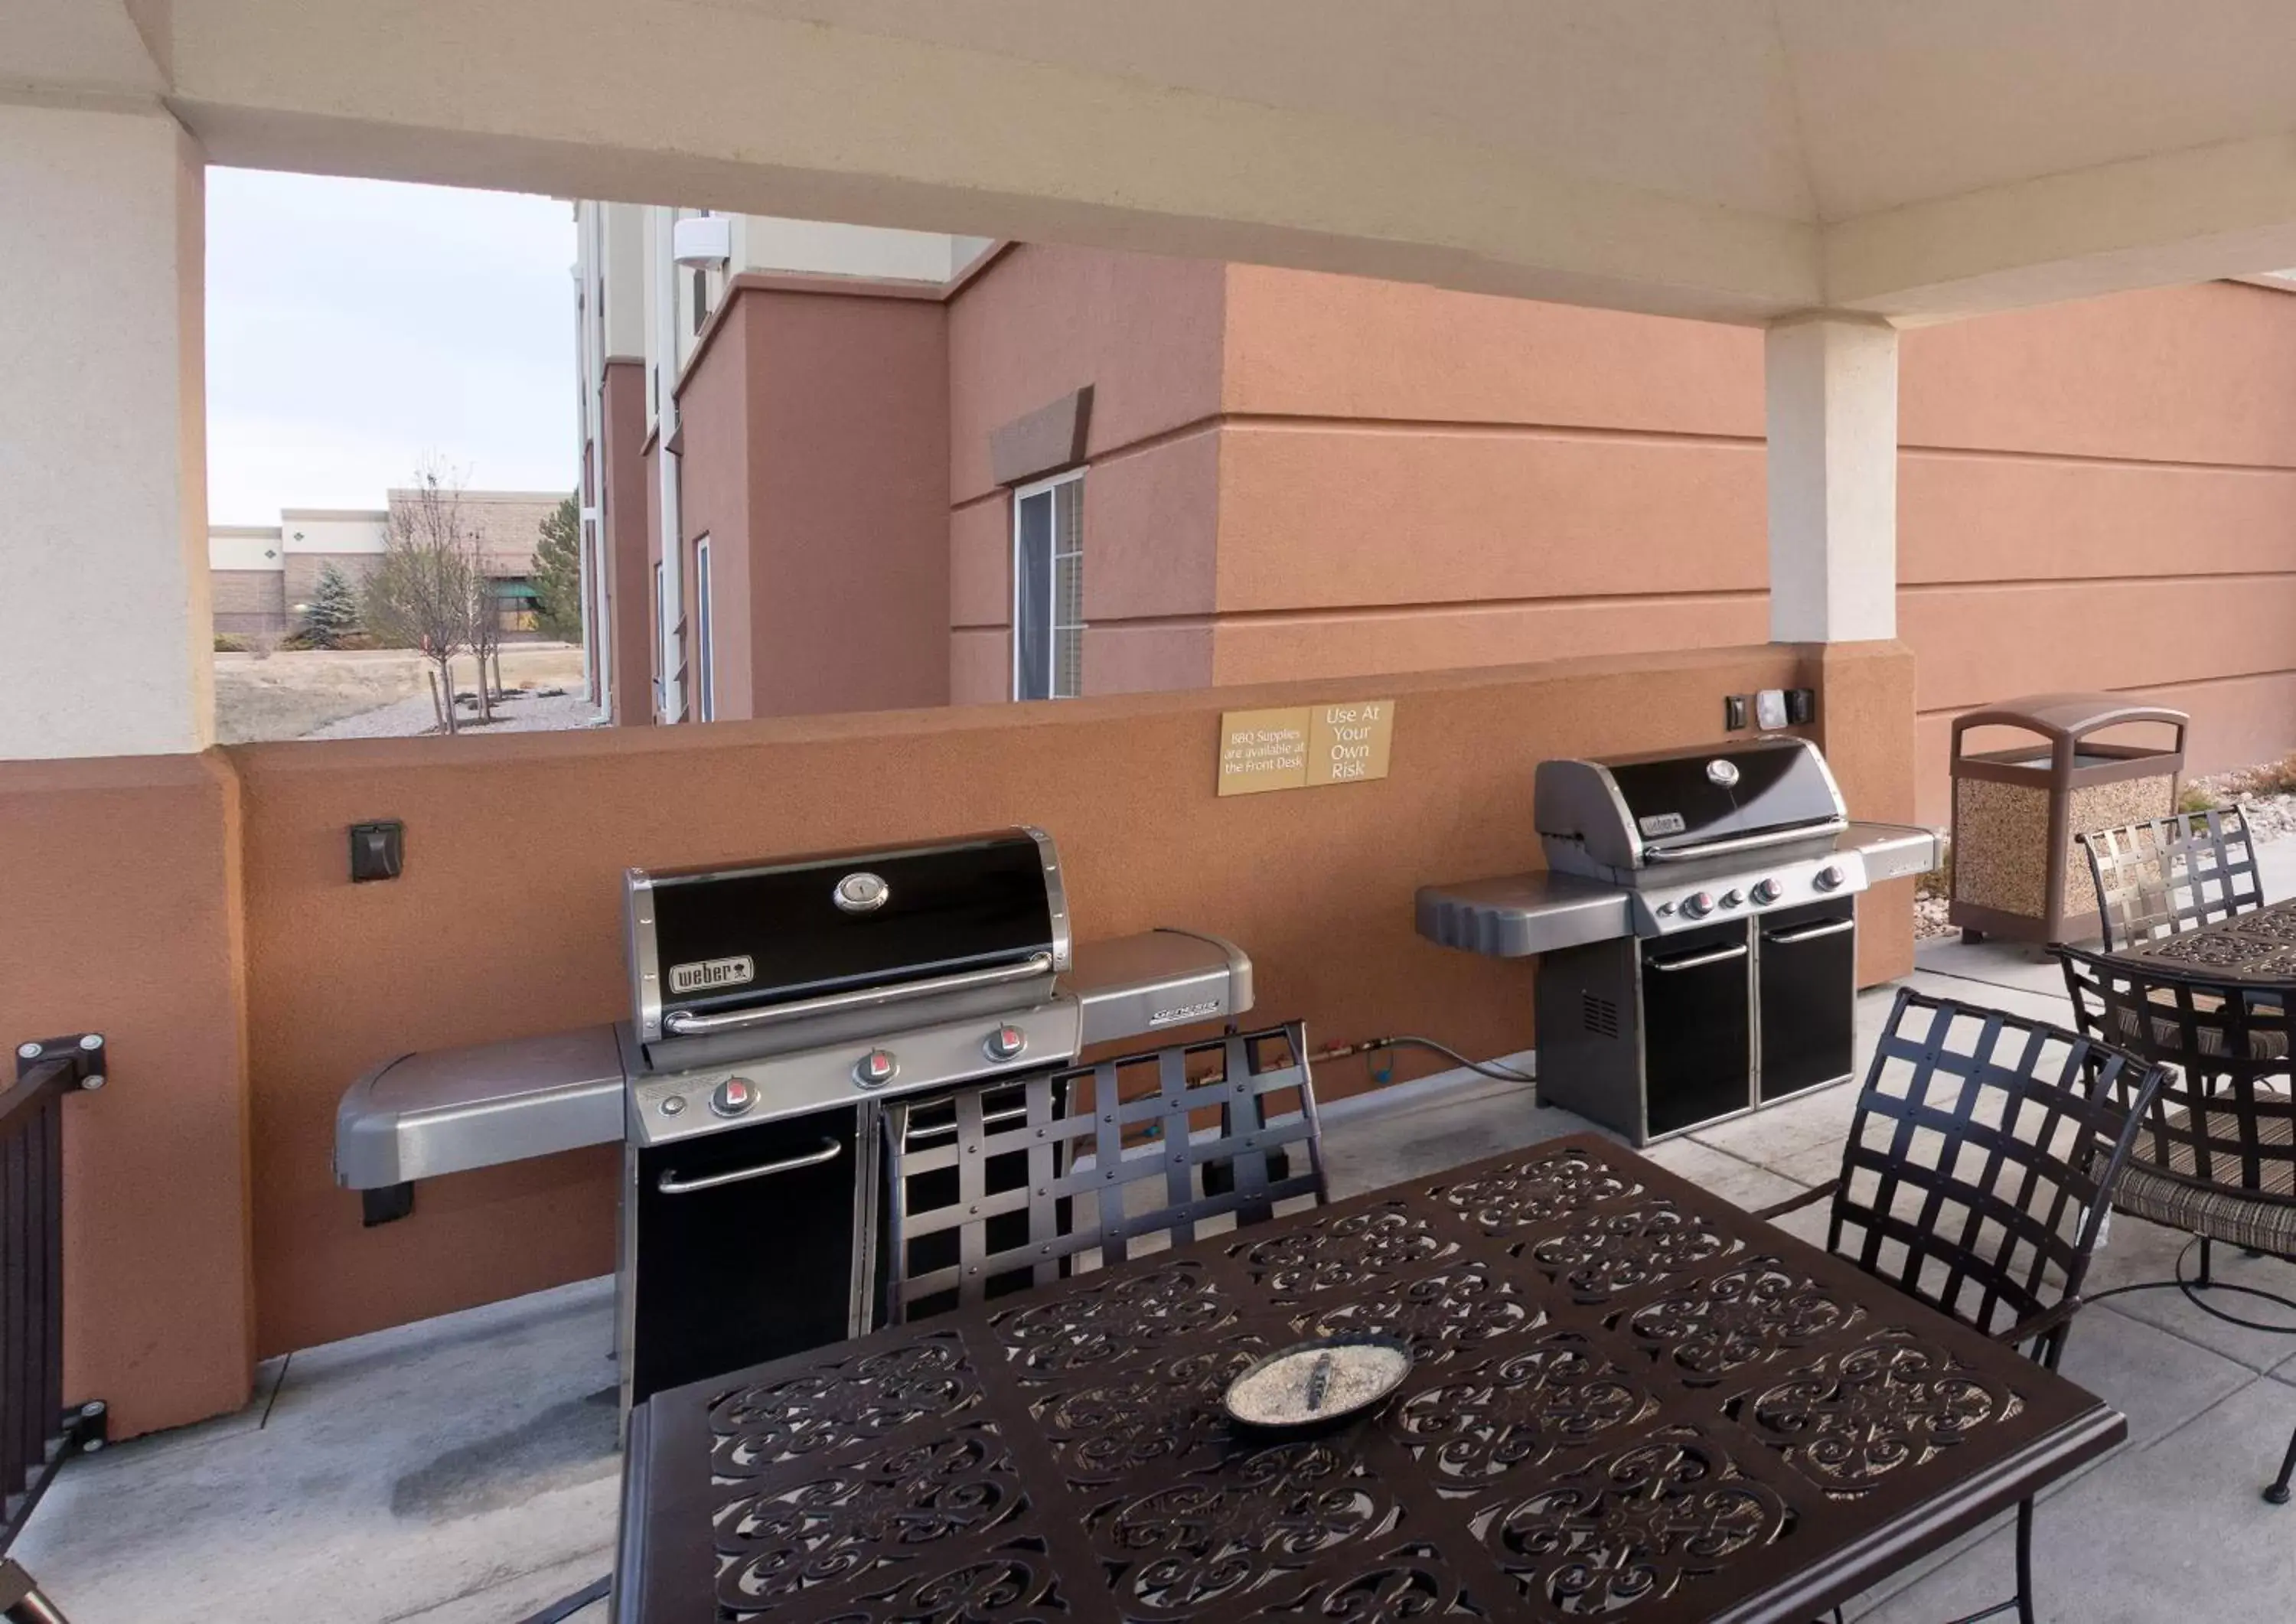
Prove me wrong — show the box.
[2,641,1914,1433]
[0,754,253,1440]
[235,641,1913,1364]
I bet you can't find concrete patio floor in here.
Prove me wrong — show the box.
[21,856,2296,1622]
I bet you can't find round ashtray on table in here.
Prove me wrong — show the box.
[1221,1335,1413,1434]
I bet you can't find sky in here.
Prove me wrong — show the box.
[205,169,576,524]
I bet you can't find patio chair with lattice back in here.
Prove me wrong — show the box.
[882,1022,1325,1323]
[0,1560,69,1624]
[2075,802,2265,951]
[1758,987,2163,1624]
[2056,943,2296,1504]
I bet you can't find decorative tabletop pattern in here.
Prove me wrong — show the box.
[619,1136,2120,1624]
[2119,898,2296,982]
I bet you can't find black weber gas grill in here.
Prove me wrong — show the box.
[1418,738,1937,1143]
[333,828,1251,1406]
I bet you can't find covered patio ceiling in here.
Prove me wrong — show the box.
[21,1,2296,324]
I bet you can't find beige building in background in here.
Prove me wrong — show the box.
[207,491,564,640]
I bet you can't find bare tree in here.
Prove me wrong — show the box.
[364,466,476,735]
[465,539,504,725]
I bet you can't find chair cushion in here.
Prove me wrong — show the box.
[2112,1107,2296,1252]
[2113,997,2291,1061]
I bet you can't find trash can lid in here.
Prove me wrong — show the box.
[1952,691,2187,745]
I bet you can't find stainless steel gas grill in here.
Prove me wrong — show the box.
[333,828,1252,1407]
[1417,737,1937,1143]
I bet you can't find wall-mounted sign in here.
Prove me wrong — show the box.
[1218,699,1394,797]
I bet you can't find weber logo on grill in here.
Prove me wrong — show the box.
[1638,813,1687,836]
[667,955,755,995]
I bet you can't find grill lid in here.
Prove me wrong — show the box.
[627,828,1070,1045]
[1538,738,1845,872]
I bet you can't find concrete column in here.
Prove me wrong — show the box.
[0,102,210,758]
[1765,314,1898,644]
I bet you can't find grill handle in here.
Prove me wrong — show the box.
[1640,819,1848,865]
[660,952,1055,1037]
[1764,918,1855,945]
[657,1136,843,1195]
[1648,942,1750,973]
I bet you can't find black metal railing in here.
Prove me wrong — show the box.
[0,1033,109,1624]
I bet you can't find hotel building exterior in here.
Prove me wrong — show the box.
[576,207,2296,826]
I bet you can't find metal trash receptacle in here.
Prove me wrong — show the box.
[1948,692,2187,944]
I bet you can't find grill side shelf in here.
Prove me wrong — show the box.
[1064,928,1254,1045]
[1415,872,1633,957]
[1841,820,1943,885]
[333,1023,626,1192]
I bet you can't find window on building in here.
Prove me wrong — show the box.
[690,266,710,337]
[653,561,667,717]
[693,537,716,722]
[1012,471,1084,702]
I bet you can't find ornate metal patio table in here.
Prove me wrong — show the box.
[612,1133,2124,1624]
[2108,896,2296,983]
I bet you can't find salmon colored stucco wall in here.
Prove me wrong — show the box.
[946,246,1227,705]
[600,361,652,728]
[632,244,2296,823]
[1203,266,1770,687]
[674,295,755,719]
[224,642,1919,1359]
[2,641,1912,1430]
[741,290,950,716]
[0,755,253,1439]
[1219,264,1766,435]
[645,285,951,722]
[947,246,1225,506]
[1202,268,2296,811]
[1900,281,2296,822]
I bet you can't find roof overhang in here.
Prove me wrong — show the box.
[21,2,2296,327]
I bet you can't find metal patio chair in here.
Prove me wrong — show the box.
[2056,943,2296,1503]
[883,1022,1326,1323]
[2076,803,2265,951]
[1759,987,2162,1624]
[0,1561,67,1624]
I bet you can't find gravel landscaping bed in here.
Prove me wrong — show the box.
[215,644,586,742]
[2185,762,2296,841]
[300,688,602,740]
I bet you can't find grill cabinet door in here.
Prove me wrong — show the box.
[1639,921,1753,1136]
[630,1104,862,1404]
[1757,902,1857,1101]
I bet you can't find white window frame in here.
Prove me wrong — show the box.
[1010,468,1085,702]
[652,560,667,719]
[693,536,716,722]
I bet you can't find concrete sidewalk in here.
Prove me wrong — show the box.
[21,866,2296,1621]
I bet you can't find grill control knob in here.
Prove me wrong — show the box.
[1812,864,1847,892]
[1750,878,1784,905]
[1681,891,1716,919]
[854,1049,898,1088]
[985,1025,1027,1061]
[709,1076,757,1117]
